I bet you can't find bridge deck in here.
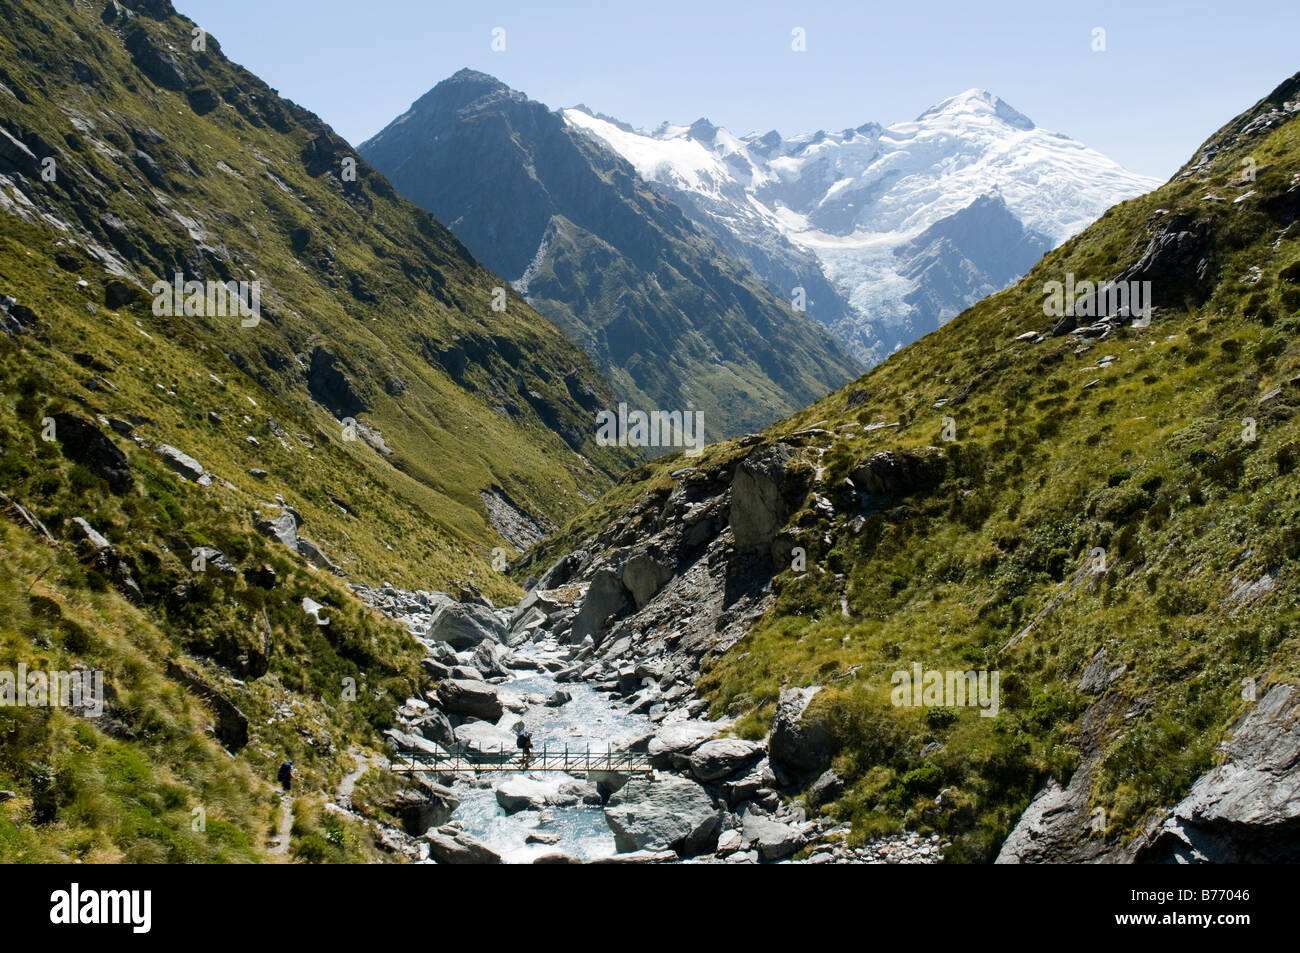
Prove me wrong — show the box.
[390,746,653,776]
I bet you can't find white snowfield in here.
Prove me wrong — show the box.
[564,90,1160,352]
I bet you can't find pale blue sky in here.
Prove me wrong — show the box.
[174,0,1297,180]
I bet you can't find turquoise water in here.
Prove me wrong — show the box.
[445,643,652,863]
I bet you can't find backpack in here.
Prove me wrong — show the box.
[516,733,530,750]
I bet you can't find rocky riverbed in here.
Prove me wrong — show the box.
[342,581,948,864]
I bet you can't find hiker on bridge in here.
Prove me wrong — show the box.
[516,731,533,768]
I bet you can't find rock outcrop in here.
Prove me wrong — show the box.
[51,413,132,493]
[768,687,834,778]
[1137,683,1300,863]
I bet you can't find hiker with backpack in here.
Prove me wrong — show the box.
[516,730,533,768]
[278,761,294,792]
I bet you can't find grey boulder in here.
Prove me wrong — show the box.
[742,812,807,861]
[436,679,504,721]
[647,721,717,770]
[428,601,506,650]
[688,738,766,782]
[603,775,720,857]
[452,720,515,758]
[422,826,501,864]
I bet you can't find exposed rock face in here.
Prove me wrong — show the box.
[0,127,40,177]
[1113,213,1214,307]
[851,448,946,499]
[1137,683,1300,863]
[51,413,132,493]
[164,660,248,751]
[307,346,367,420]
[768,687,834,777]
[480,488,550,551]
[123,23,187,90]
[729,443,797,553]
[994,762,1107,864]
[621,549,673,609]
[603,775,720,856]
[70,517,110,550]
[568,569,630,646]
[995,692,1129,863]
[380,782,459,835]
[1076,647,1127,695]
[104,279,139,308]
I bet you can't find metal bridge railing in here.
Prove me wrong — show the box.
[389,741,653,776]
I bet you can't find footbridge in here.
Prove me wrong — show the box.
[390,744,654,777]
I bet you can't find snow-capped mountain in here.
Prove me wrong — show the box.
[564,90,1162,363]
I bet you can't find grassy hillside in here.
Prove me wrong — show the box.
[0,0,633,593]
[530,72,1300,861]
[0,0,635,861]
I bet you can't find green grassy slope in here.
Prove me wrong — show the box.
[0,0,633,593]
[0,0,635,861]
[531,72,1300,860]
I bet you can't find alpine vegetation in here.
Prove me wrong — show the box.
[595,404,706,456]
[0,665,103,717]
[890,665,1001,718]
[150,273,262,327]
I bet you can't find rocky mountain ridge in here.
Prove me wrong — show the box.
[360,69,863,444]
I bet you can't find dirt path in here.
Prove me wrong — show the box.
[337,747,386,810]
[265,749,384,858]
[269,793,294,858]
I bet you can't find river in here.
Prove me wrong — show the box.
[439,637,655,863]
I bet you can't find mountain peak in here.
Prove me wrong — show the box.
[406,68,518,115]
[687,117,718,143]
[916,88,1035,130]
[444,67,506,88]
